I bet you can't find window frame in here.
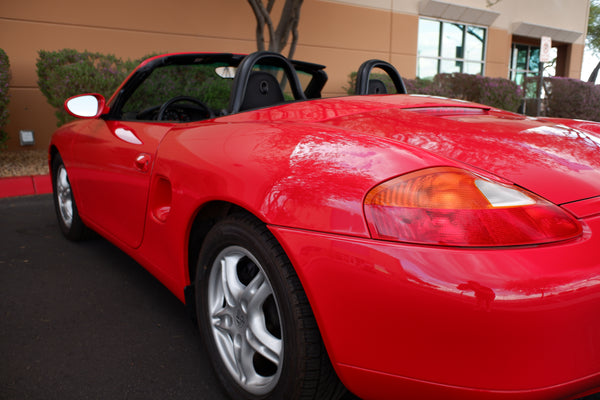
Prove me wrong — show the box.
[509,43,540,85]
[416,17,488,79]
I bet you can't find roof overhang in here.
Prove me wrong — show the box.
[512,22,582,44]
[419,0,500,26]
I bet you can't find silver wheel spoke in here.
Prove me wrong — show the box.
[221,255,244,307]
[246,275,281,366]
[246,322,281,366]
[240,271,266,309]
[234,332,254,384]
[213,324,237,370]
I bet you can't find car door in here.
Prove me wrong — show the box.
[69,119,174,248]
[66,54,237,248]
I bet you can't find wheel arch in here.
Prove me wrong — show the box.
[49,145,60,170]
[186,200,263,290]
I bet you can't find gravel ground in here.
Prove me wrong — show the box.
[0,150,48,177]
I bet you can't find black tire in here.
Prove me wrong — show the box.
[51,154,87,241]
[195,214,346,400]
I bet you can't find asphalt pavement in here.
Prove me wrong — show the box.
[0,194,227,400]
[0,194,361,400]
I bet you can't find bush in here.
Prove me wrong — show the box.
[37,49,235,126]
[413,73,523,112]
[403,77,433,94]
[346,70,523,112]
[123,64,233,113]
[344,71,357,95]
[544,77,600,121]
[344,71,406,95]
[0,49,10,149]
[37,49,145,126]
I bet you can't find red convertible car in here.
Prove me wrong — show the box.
[49,51,600,400]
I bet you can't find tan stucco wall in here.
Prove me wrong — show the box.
[567,43,586,79]
[485,27,511,78]
[0,0,590,150]
[1,0,258,150]
[329,0,590,45]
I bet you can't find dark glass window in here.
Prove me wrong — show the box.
[417,18,487,79]
[509,44,540,86]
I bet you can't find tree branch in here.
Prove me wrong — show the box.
[247,0,276,52]
[274,0,303,54]
[287,3,301,59]
[247,0,304,55]
[589,60,600,83]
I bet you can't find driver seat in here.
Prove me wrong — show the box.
[229,51,306,114]
[239,71,285,111]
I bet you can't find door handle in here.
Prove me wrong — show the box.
[134,153,152,172]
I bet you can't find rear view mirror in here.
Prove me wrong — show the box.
[215,66,236,78]
[64,94,106,118]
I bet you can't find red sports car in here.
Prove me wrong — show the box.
[49,51,600,400]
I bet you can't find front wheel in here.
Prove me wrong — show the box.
[195,214,345,400]
[51,154,87,241]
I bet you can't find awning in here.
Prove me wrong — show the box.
[512,22,582,43]
[419,0,500,26]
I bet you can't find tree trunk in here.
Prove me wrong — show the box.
[247,0,276,52]
[247,0,304,58]
[588,60,600,83]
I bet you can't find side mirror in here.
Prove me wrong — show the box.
[64,94,106,118]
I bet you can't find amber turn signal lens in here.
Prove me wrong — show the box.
[364,167,582,246]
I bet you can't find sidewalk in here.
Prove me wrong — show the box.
[0,174,52,198]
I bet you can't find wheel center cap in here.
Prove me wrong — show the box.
[235,310,247,328]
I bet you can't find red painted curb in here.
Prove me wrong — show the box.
[0,174,52,199]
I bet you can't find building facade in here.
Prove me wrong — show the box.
[0,0,591,150]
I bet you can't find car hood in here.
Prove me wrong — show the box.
[319,100,600,205]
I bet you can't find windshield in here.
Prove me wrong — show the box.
[111,53,326,122]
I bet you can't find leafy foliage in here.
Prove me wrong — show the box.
[588,0,600,55]
[123,64,233,114]
[586,0,600,82]
[36,49,145,126]
[0,49,10,149]
[423,73,523,112]
[37,49,236,125]
[545,77,600,121]
[347,71,522,112]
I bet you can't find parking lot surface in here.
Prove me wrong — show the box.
[1,194,227,400]
[1,194,361,400]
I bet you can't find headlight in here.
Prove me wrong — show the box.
[364,167,582,246]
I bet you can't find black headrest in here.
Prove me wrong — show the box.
[239,71,285,111]
[355,59,407,95]
[368,79,387,94]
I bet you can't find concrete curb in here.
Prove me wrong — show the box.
[0,174,52,198]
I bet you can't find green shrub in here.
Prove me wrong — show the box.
[0,49,10,149]
[37,49,145,126]
[544,77,600,121]
[37,49,234,125]
[344,71,357,95]
[123,64,233,113]
[346,70,522,112]
[403,77,433,94]
[344,71,399,95]
[416,73,523,112]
